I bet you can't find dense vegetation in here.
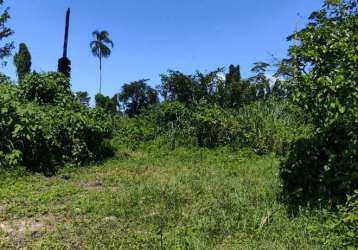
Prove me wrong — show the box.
[0,73,113,175]
[280,0,358,211]
[0,0,357,248]
[0,145,333,249]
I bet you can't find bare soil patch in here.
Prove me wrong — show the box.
[0,214,56,242]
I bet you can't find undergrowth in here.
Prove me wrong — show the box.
[0,144,329,249]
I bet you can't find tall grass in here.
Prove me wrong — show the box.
[237,98,313,155]
[113,98,313,156]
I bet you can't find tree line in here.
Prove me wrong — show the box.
[93,62,286,116]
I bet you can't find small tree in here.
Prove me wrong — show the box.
[280,0,358,210]
[118,79,158,116]
[160,71,196,105]
[76,91,90,106]
[95,93,117,113]
[219,64,253,108]
[0,0,14,65]
[160,69,224,107]
[248,62,271,100]
[13,43,31,82]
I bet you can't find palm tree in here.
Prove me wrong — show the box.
[90,30,114,94]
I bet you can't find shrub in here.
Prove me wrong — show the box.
[0,83,22,168]
[0,73,113,174]
[280,120,358,210]
[114,102,193,148]
[117,79,159,117]
[192,103,241,148]
[114,101,243,149]
[18,72,72,105]
[114,99,311,151]
[95,93,117,113]
[280,0,358,209]
[320,191,358,249]
[286,0,358,129]
[237,98,313,155]
[154,101,192,130]
[114,115,158,149]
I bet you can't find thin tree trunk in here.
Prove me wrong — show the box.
[99,55,102,94]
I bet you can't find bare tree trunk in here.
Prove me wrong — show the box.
[99,55,102,94]
[63,8,70,58]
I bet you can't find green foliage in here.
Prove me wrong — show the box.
[118,79,158,117]
[219,64,254,108]
[313,190,358,249]
[325,191,358,249]
[114,101,192,149]
[154,101,192,130]
[0,0,14,64]
[271,79,288,98]
[280,120,358,210]
[0,73,113,174]
[248,62,271,100]
[95,93,117,113]
[18,72,72,105]
[287,0,358,129]
[280,0,358,210]
[90,31,114,60]
[114,115,158,149]
[90,30,114,93]
[192,103,241,148]
[75,91,90,106]
[160,68,229,107]
[0,72,12,84]
[0,83,22,169]
[160,65,279,110]
[11,104,112,174]
[238,98,313,155]
[325,190,358,249]
[13,43,31,82]
[114,98,310,153]
[0,146,326,249]
[160,70,198,105]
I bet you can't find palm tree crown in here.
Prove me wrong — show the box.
[90,30,114,94]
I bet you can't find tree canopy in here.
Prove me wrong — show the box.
[13,43,31,81]
[118,79,159,116]
[0,0,14,65]
[90,30,114,94]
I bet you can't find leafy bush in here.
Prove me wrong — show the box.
[118,79,159,116]
[238,98,313,155]
[192,103,241,148]
[285,0,358,129]
[280,0,358,209]
[116,101,241,149]
[114,102,193,148]
[114,99,311,152]
[18,72,72,105]
[280,120,358,210]
[151,101,192,139]
[0,83,22,168]
[95,93,117,113]
[319,191,358,249]
[114,115,158,149]
[14,104,113,173]
[0,73,113,174]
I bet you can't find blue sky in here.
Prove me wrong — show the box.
[2,0,323,99]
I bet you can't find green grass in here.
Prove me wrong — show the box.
[0,145,326,249]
